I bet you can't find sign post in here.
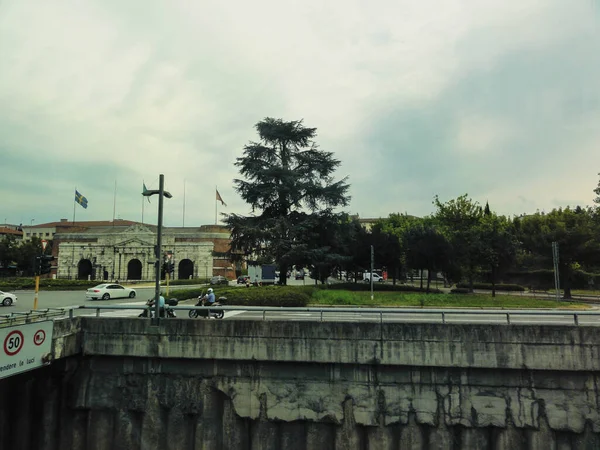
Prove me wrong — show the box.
[0,321,53,380]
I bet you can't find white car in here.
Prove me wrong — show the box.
[0,291,17,306]
[363,273,385,283]
[85,284,136,300]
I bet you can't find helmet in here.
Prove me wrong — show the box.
[207,288,213,293]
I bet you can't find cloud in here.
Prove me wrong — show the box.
[0,0,599,227]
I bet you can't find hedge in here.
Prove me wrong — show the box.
[169,285,313,307]
[478,270,600,290]
[168,278,210,286]
[0,278,98,291]
[456,282,525,292]
[450,288,471,294]
[324,282,443,294]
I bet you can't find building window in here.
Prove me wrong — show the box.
[45,233,50,237]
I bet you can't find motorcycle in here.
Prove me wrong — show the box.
[189,293,226,319]
[139,297,179,318]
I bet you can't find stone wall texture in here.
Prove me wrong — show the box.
[1,317,599,449]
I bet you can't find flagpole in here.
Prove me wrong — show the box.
[72,187,77,225]
[215,185,218,225]
[183,179,186,227]
[141,183,145,224]
[112,181,117,225]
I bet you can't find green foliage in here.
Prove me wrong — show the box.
[0,277,97,291]
[515,207,600,298]
[456,282,525,291]
[499,270,600,290]
[225,118,350,285]
[450,288,471,294]
[402,219,450,291]
[369,223,403,282]
[167,278,210,286]
[310,290,586,309]
[170,285,314,307]
[325,282,443,294]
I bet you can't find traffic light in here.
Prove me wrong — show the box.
[34,256,41,275]
[40,255,54,275]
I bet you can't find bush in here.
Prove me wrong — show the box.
[169,285,313,307]
[325,282,443,294]
[456,282,525,292]
[168,278,209,286]
[450,288,471,294]
[0,278,98,291]
[497,270,600,290]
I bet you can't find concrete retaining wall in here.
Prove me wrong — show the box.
[1,317,600,449]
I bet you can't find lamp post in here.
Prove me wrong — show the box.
[143,174,172,323]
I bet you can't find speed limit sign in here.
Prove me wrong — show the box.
[3,330,24,356]
[0,321,53,380]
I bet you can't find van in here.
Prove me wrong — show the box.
[363,272,384,283]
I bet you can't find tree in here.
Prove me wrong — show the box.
[370,223,403,284]
[433,195,484,290]
[516,207,600,299]
[225,118,350,284]
[0,235,18,271]
[402,220,451,292]
[594,173,600,205]
[476,213,518,297]
[14,237,43,276]
[379,213,423,282]
[298,211,355,284]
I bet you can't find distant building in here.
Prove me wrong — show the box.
[25,219,234,281]
[0,226,23,241]
[21,218,139,241]
[350,215,382,232]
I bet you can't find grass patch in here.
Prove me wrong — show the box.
[310,290,589,309]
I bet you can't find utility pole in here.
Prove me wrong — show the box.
[143,174,172,323]
[370,245,374,301]
[552,242,560,301]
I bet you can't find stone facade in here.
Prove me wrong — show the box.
[55,223,234,281]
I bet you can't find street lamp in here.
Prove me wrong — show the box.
[143,174,173,323]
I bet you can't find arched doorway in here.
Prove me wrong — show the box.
[77,259,93,280]
[178,259,194,279]
[127,259,142,280]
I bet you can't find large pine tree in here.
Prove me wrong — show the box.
[224,118,350,285]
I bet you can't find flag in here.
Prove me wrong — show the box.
[75,190,88,209]
[143,182,151,203]
[216,189,227,207]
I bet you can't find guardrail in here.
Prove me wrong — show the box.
[0,308,69,327]
[70,305,600,326]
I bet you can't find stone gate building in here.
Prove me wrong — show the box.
[52,222,234,282]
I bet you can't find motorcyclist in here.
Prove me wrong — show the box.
[157,294,166,317]
[197,288,216,319]
[205,288,215,305]
[140,294,166,317]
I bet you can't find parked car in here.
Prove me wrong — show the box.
[0,290,17,306]
[237,276,249,284]
[295,270,305,280]
[85,284,136,300]
[363,273,385,283]
[210,276,229,285]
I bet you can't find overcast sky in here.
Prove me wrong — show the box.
[1,0,599,227]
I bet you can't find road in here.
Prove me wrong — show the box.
[1,287,157,317]
[3,280,600,324]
